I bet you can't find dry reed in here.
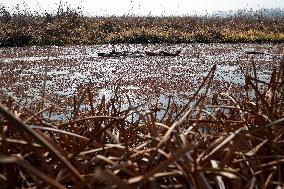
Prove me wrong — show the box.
[0,52,284,188]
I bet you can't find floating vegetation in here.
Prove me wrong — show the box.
[1,3,284,188]
[0,43,282,112]
[0,48,284,188]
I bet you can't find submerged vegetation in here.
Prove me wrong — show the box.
[0,53,284,188]
[0,5,283,47]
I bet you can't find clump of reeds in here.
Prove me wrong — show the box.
[0,4,283,46]
[0,54,284,188]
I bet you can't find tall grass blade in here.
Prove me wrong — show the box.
[0,103,83,182]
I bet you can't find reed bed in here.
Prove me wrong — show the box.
[0,5,283,46]
[0,52,284,188]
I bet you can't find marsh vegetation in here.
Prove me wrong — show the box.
[0,5,283,46]
[1,43,284,188]
[1,4,284,189]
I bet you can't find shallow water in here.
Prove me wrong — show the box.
[0,43,283,113]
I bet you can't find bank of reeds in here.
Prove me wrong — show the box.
[0,53,284,188]
[0,5,283,46]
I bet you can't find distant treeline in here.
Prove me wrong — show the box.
[0,5,283,47]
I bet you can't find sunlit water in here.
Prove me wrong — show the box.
[0,43,282,120]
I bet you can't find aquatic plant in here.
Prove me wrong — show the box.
[0,53,284,188]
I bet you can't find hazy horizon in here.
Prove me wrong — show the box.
[0,0,283,16]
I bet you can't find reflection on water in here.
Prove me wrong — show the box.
[0,43,282,116]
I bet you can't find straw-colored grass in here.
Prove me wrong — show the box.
[0,52,284,188]
[0,5,283,46]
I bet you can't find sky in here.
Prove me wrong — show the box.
[0,0,283,16]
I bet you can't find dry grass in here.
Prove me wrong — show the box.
[0,52,284,188]
[0,5,283,46]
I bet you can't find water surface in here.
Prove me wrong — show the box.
[0,43,282,113]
